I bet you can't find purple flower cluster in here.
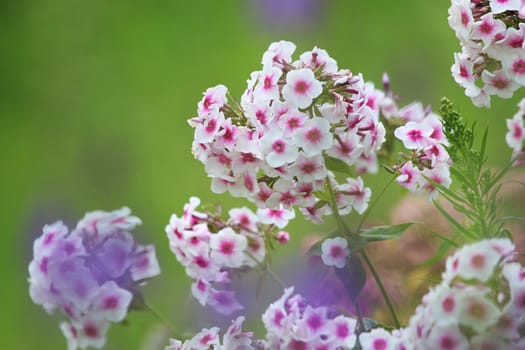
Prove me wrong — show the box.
[165,288,358,349]
[28,208,160,349]
[165,196,292,315]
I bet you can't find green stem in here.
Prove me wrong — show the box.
[356,175,396,233]
[326,176,351,234]
[361,249,401,328]
[142,300,179,336]
[354,298,366,334]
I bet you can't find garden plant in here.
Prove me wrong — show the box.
[28,1,525,349]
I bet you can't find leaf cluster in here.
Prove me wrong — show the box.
[437,98,514,242]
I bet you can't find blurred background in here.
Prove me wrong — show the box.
[1,0,523,348]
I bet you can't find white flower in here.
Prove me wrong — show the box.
[282,68,323,109]
[293,117,333,156]
[321,237,349,268]
[209,227,248,268]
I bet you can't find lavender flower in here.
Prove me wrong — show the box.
[28,207,160,349]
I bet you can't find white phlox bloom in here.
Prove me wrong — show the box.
[321,237,349,268]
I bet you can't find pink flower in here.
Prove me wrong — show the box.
[506,110,525,152]
[394,121,433,150]
[293,117,333,156]
[261,40,296,69]
[291,154,327,182]
[490,0,521,14]
[260,128,299,167]
[257,206,296,228]
[209,227,248,268]
[282,68,323,108]
[254,66,283,101]
[321,237,349,268]
[198,85,228,116]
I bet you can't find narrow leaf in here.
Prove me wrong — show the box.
[323,155,354,176]
[359,222,415,242]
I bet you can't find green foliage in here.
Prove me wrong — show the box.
[358,222,414,242]
[438,98,514,240]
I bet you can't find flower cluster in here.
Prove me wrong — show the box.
[165,288,358,350]
[404,238,525,349]
[261,287,358,349]
[165,196,292,315]
[449,0,525,107]
[28,208,160,350]
[356,238,525,349]
[506,98,525,162]
[189,41,387,223]
[392,103,452,200]
[165,316,256,350]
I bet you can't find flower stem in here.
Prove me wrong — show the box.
[141,300,179,336]
[356,175,396,233]
[360,249,401,328]
[326,176,351,234]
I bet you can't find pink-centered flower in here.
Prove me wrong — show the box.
[321,237,349,268]
[293,117,333,156]
[209,227,248,268]
[282,68,323,109]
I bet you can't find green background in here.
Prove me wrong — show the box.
[0,1,518,348]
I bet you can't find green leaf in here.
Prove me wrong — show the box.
[305,238,324,256]
[358,222,415,242]
[323,154,353,176]
[347,235,367,251]
[313,190,331,202]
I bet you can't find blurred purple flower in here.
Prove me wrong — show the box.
[28,207,160,349]
[248,0,326,30]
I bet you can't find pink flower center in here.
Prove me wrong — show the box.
[336,323,349,338]
[104,296,119,309]
[461,10,469,27]
[513,122,523,138]
[272,140,286,153]
[294,80,309,94]
[84,324,99,338]
[480,20,494,35]
[459,65,469,79]
[442,296,455,313]
[407,129,423,142]
[300,162,316,174]
[440,335,457,350]
[470,254,485,269]
[330,245,344,258]
[306,128,321,142]
[513,59,525,75]
[373,339,387,350]
[219,240,234,255]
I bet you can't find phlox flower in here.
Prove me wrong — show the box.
[260,128,299,168]
[254,66,283,101]
[321,237,349,268]
[262,40,296,69]
[506,100,525,153]
[490,0,521,14]
[198,85,228,116]
[209,228,248,269]
[293,117,333,156]
[28,208,160,350]
[282,68,323,109]
[394,121,434,150]
[257,206,296,228]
